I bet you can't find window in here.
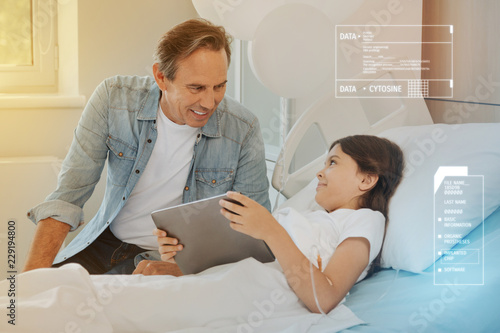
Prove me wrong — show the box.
[227,40,284,162]
[0,0,58,93]
[227,40,292,208]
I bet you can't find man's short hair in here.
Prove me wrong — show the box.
[153,18,233,81]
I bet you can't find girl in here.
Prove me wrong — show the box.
[218,135,404,313]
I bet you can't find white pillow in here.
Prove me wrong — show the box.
[379,123,500,272]
[276,177,321,213]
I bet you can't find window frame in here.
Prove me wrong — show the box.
[0,0,58,94]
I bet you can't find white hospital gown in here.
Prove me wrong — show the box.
[274,207,385,282]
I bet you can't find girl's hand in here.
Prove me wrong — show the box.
[219,191,282,241]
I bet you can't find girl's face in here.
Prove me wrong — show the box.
[315,144,368,212]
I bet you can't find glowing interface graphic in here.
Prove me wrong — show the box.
[335,25,453,98]
[433,167,484,285]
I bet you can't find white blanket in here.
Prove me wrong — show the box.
[1,259,363,332]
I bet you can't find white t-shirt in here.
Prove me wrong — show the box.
[274,207,385,282]
[110,105,199,249]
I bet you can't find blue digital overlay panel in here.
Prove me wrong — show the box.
[433,166,484,285]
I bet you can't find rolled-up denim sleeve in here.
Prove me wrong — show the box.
[232,117,271,212]
[27,80,110,231]
[28,200,85,231]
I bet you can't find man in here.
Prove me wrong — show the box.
[23,19,270,274]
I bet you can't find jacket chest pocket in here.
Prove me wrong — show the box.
[195,169,234,199]
[106,136,138,187]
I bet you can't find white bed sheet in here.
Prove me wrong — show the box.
[0,258,363,333]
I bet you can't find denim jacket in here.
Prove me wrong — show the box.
[28,75,270,264]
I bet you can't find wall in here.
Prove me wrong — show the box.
[78,0,197,100]
[288,0,500,129]
[422,0,500,123]
[0,107,82,158]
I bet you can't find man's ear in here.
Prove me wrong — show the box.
[152,63,167,91]
[359,173,379,192]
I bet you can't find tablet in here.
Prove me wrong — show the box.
[151,194,275,275]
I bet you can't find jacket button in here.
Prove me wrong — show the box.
[118,152,123,157]
[185,186,189,191]
[147,139,152,143]
[212,179,216,184]
[135,169,140,174]
[27,212,31,217]
[123,197,126,200]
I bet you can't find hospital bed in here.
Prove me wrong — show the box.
[1,69,499,332]
[272,69,500,331]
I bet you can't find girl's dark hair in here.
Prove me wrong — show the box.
[330,135,404,276]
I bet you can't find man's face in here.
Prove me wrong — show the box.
[153,48,228,127]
